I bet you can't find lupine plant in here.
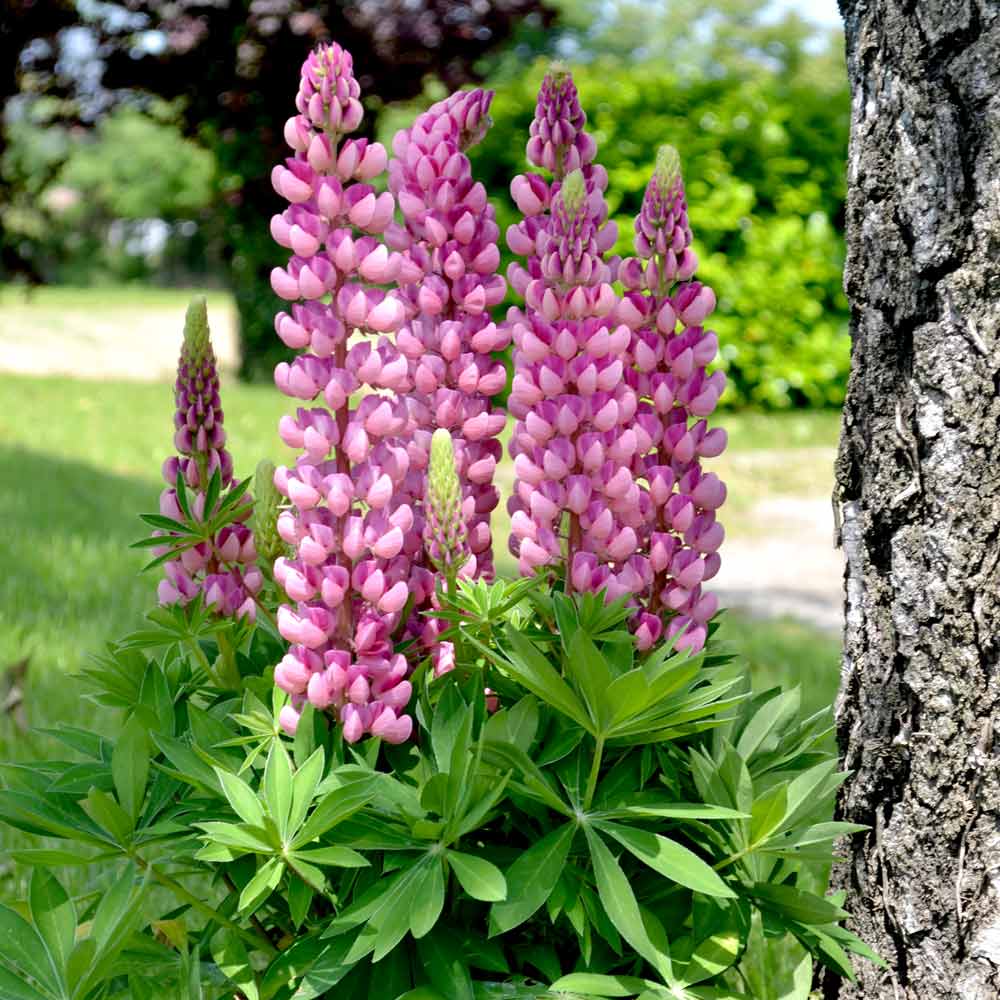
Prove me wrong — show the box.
[0,45,879,1000]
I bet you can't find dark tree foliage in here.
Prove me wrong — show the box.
[3,0,551,376]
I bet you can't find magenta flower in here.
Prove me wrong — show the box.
[157,298,261,621]
[269,42,428,744]
[619,146,727,653]
[387,87,509,585]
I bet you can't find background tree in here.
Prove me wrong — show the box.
[1,0,551,375]
[830,1,1000,996]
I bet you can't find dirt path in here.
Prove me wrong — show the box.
[0,298,240,380]
[714,497,843,632]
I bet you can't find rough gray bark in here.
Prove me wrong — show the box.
[829,1,1000,997]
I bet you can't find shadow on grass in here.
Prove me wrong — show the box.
[0,444,160,714]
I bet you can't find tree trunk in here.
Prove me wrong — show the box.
[829,1,1000,997]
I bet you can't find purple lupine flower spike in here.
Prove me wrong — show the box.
[270,42,425,744]
[508,164,644,598]
[620,146,727,653]
[158,298,261,621]
[387,86,508,600]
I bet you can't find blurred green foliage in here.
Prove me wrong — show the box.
[470,53,850,408]
[1,101,215,285]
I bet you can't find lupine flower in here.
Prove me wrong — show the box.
[387,87,509,584]
[618,146,727,653]
[508,146,645,595]
[270,42,427,744]
[157,298,261,621]
[425,428,471,584]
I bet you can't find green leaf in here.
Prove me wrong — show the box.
[138,512,192,534]
[112,715,150,822]
[446,852,507,902]
[489,824,574,935]
[748,883,849,925]
[289,746,325,837]
[417,929,475,1000]
[620,802,749,821]
[431,682,468,774]
[0,968,51,1000]
[0,904,61,995]
[194,821,275,854]
[28,869,75,990]
[292,775,376,848]
[736,689,801,760]
[214,767,266,828]
[239,857,284,915]
[564,630,614,729]
[598,821,735,898]
[8,849,112,868]
[292,846,368,868]
[90,864,137,952]
[409,858,446,940]
[211,929,259,1000]
[549,973,648,996]
[750,783,788,846]
[264,741,294,841]
[472,628,592,733]
[680,929,742,986]
[288,874,314,930]
[82,788,133,844]
[584,828,671,982]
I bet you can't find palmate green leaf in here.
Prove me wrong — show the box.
[469,629,592,734]
[549,973,649,997]
[583,828,672,983]
[446,851,507,902]
[455,771,511,840]
[214,767,266,827]
[263,741,293,842]
[29,869,75,990]
[490,824,575,936]
[0,903,62,996]
[596,821,735,898]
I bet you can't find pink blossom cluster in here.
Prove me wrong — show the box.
[268,43,430,743]
[385,88,509,676]
[619,146,727,653]
[507,71,727,654]
[158,298,261,620]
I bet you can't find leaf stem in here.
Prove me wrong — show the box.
[583,735,604,812]
[131,853,276,955]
